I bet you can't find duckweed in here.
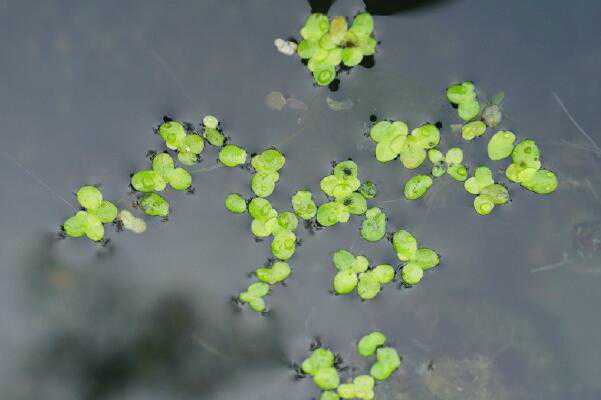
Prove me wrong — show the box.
[131,170,166,192]
[302,348,335,375]
[76,186,103,210]
[139,193,169,217]
[166,168,192,191]
[251,171,279,197]
[271,230,297,260]
[255,261,291,284]
[447,81,480,122]
[292,190,317,220]
[117,210,147,234]
[372,264,395,284]
[296,12,377,86]
[203,115,219,129]
[357,271,382,300]
[203,127,225,147]
[392,230,418,261]
[461,120,487,141]
[360,207,386,242]
[464,167,510,215]
[339,192,367,215]
[252,148,286,173]
[487,130,516,160]
[158,121,204,165]
[239,281,270,312]
[158,120,186,150]
[358,181,377,199]
[474,194,495,215]
[401,262,423,285]
[404,174,433,200]
[464,166,494,195]
[370,347,401,381]
[521,169,558,194]
[320,391,340,400]
[447,163,468,181]
[357,331,387,357]
[225,193,247,214]
[317,201,350,226]
[219,144,247,167]
[63,186,118,241]
[314,367,340,390]
[338,375,375,400]
[391,229,440,285]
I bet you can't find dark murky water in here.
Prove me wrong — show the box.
[1,0,600,399]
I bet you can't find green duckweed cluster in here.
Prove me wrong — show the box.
[202,115,226,147]
[301,332,400,399]
[360,207,387,242]
[427,147,468,181]
[158,120,205,165]
[392,229,440,286]
[446,81,481,122]
[331,250,395,300]
[130,151,194,217]
[296,12,377,86]
[62,186,117,241]
[464,166,510,215]
[250,148,286,197]
[238,282,270,313]
[369,120,440,168]
[505,139,558,195]
[317,160,371,227]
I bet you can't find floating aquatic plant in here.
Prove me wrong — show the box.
[505,139,557,194]
[331,250,394,300]
[446,81,480,122]
[428,147,468,181]
[250,148,286,197]
[391,229,440,285]
[357,331,387,357]
[403,174,433,200]
[202,115,226,147]
[219,144,248,167]
[295,12,377,86]
[369,347,401,381]
[369,120,440,169]
[360,207,386,242]
[225,193,247,214]
[116,210,147,234]
[238,281,270,312]
[487,130,516,160]
[62,186,117,241]
[464,166,510,215]
[292,190,318,220]
[157,120,204,165]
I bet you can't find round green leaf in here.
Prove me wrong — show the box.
[76,186,102,210]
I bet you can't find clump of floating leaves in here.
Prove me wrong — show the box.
[446,81,481,122]
[250,148,286,197]
[158,120,205,165]
[464,166,510,215]
[295,12,377,86]
[505,139,558,195]
[62,185,117,242]
[391,229,440,285]
[331,250,395,300]
[298,332,400,399]
[130,151,194,217]
[317,160,372,227]
[427,147,468,181]
[369,120,440,169]
[238,282,270,312]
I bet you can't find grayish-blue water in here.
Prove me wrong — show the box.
[1,0,600,399]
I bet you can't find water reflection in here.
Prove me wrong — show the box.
[10,236,287,399]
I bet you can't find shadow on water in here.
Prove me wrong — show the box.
[9,235,289,400]
[308,0,456,14]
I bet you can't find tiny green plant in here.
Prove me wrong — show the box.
[464,166,510,215]
[446,81,481,122]
[295,12,377,87]
[392,229,440,286]
[331,250,395,300]
[505,139,557,195]
[62,185,117,242]
[157,120,205,165]
[202,115,226,147]
[360,207,387,242]
[238,281,270,312]
[250,148,286,197]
